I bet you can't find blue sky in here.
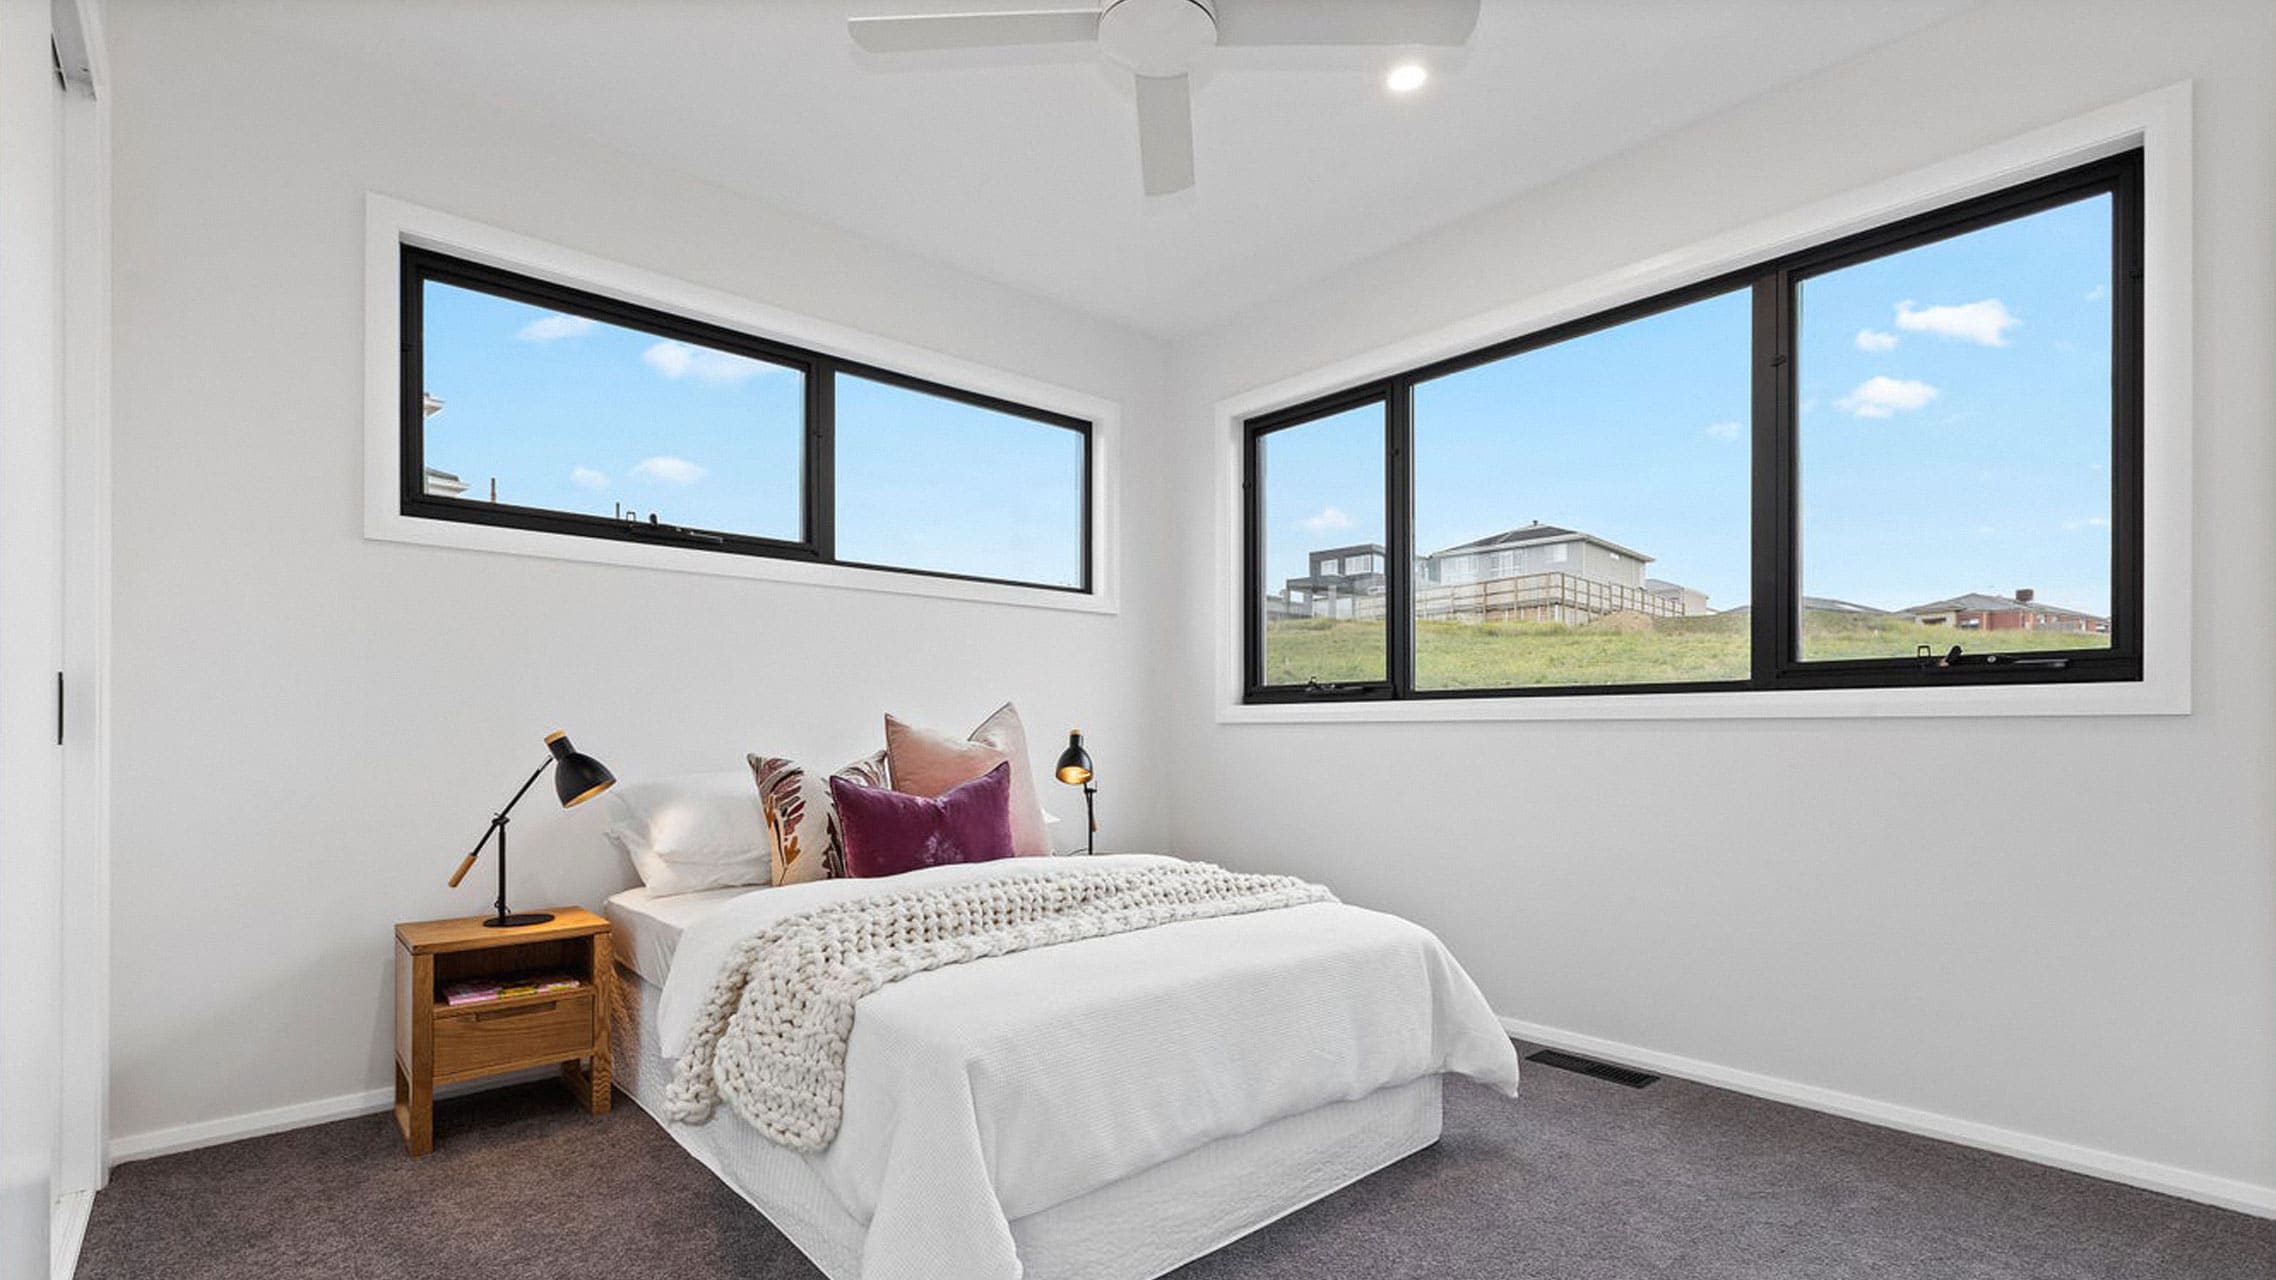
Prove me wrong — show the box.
[1260,193,2114,617]
[421,281,1085,587]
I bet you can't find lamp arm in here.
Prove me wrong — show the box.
[446,755,555,888]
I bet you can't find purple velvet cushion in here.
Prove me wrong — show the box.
[829,761,1017,879]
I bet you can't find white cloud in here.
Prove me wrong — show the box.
[516,313,596,342]
[569,466,609,490]
[2063,516,2110,532]
[1854,329,1899,352]
[1835,376,1939,419]
[1297,506,1352,538]
[1894,297,2019,346]
[642,341,768,384]
[1702,421,1742,442]
[2084,283,2111,302]
[631,455,707,485]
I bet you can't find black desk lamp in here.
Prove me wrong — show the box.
[448,730,616,927]
[1054,729,1097,857]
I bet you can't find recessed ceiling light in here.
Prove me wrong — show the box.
[1386,63,1429,94]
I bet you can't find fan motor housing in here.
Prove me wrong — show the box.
[1098,0,1217,77]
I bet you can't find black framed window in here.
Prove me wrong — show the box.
[401,246,1093,594]
[1244,150,2143,704]
[1248,394,1392,690]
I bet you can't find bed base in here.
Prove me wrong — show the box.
[611,964,1442,1280]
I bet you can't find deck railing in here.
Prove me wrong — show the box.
[1330,572,1688,624]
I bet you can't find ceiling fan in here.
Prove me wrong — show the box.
[849,0,1482,196]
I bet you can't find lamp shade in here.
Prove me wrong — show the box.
[1054,729,1094,786]
[546,730,616,807]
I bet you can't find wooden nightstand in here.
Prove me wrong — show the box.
[392,907,612,1156]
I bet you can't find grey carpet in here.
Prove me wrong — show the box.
[78,1045,2274,1279]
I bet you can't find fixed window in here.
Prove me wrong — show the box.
[401,247,1092,593]
[1243,151,2142,704]
[833,372,1088,589]
[1408,287,1751,693]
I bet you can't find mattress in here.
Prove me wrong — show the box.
[602,882,761,988]
[613,964,1445,1280]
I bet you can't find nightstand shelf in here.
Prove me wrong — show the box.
[393,907,613,1156]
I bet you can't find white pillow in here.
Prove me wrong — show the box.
[602,770,772,897]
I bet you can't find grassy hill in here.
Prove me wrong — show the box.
[1263,609,2110,689]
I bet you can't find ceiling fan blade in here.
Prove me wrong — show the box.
[1134,73,1194,196]
[848,9,1102,53]
[1213,0,1480,47]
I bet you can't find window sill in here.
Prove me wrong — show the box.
[365,507,1117,615]
[1219,679,2184,723]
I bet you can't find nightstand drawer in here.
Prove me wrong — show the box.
[432,990,594,1082]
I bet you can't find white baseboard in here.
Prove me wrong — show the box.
[50,1189,91,1280]
[105,1065,561,1166]
[1501,1016,2276,1220]
[98,1018,2276,1222]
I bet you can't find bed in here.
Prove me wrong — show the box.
[605,855,1519,1280]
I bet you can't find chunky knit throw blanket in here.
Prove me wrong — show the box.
[663,860,1337,1151]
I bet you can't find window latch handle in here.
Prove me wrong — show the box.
[1919,644,2070,672]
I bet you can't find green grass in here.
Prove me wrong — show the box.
[1263,610,2110,689]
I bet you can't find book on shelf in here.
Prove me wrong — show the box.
[440,972,582,1007]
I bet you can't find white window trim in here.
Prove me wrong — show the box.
[364,194,1120,615]
[1215,83,2192,723]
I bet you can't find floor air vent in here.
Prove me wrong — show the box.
[1525,1048,1660,1088]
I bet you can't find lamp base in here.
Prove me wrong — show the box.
[483,911,555,929]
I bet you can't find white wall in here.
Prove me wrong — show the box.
[103,0,2276,1216]
[1163,0,2275,1207]
[103,3,1173,1148]
[0,0,65,1269]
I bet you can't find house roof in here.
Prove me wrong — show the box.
[1430,522,1652,564]
[1903,592,2106,621]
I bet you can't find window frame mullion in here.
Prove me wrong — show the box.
[1750,269,1790,689]
[810,358,837,563]
[1387,377,1416,700]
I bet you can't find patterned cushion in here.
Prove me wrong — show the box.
[747,750,890,885]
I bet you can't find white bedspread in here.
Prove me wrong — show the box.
[659,854,1520,1280]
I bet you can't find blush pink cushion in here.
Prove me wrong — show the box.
[884,703,1051,857]
[829,763,1015,879]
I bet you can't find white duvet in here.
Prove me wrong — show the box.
[659,854,1520,1280]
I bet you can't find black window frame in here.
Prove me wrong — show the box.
[401,245,1095,595]
[1243,150,2144,705]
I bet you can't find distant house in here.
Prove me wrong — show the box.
[1423,522,1650,590]
[419,392,470,498]
[1900,589,2108,635]
[1644,578,1709,618]
[1277,543,1387,619]
[1416,522,1710,623]
[1275,522,1712,626]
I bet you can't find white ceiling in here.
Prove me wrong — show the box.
[221,0,1979,338]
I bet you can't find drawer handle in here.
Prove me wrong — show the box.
[472,1001,555,1022]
